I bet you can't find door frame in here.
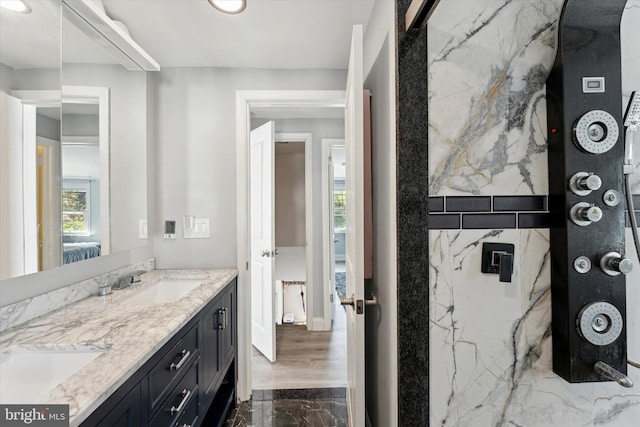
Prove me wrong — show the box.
[321,139,345,330]
[274,132,313,330]
[235,90,345,401]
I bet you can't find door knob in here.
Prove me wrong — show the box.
[261,249,271,257]
[339,293,377,315]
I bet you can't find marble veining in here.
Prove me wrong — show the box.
[0,268,237,426]
[428,0,640,425]
[429,230,640,426]
[225,396,348,427]
[0,258,155,333]
[428,0,563,196]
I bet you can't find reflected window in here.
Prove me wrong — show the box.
[333,180,346,231]
[62,181,91,236]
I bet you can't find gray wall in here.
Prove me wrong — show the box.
[62,64,148,254]
[0,62,14,94]
[152,68,345,318]
[36,114,60,141]
[0,64,152,306]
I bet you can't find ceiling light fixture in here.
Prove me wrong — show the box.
[0,0,31,13]
[207,0,246,15]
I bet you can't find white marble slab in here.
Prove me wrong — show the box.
[429,230,640,426]
[0,259,155,333]
[428,0,640,196]
[0,268,237,426]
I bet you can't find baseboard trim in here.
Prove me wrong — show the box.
[312,316,330,331]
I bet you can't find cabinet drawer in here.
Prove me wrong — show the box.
[172,388,199,427]
[150,362,199,427]
[149,324,198,414]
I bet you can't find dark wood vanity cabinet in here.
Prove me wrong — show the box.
[80,278,237,427]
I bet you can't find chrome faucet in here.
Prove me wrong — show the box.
[594,361,634,388]
[113,270,146,290]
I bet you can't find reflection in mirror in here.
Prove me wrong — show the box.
[0,0,149,282]
[1,0,61,280]
[60,86,110,264]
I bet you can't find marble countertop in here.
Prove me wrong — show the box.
[0,268,237,426]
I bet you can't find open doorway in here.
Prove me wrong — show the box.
[248,112,347,392]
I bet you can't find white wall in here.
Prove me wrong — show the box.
[363,1,398,426]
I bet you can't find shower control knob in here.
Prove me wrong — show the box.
[570,202,603,226]
[600,252,634,276]
[569,172,602,195]
[577,174,602,191]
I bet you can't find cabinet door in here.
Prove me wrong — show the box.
[201,302,221,398]
[95,383,142,427]
[218,285,235,368]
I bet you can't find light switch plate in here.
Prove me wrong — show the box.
[139,219,148,239]
[184,218,210,239]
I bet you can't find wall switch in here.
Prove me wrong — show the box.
[139,219,148,239]
[184,217,210,239]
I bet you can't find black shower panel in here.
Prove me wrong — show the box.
[546,0,630,383]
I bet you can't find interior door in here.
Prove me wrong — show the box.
[343,25,365,427]
[328,153,336,321]
[250,121,277,363]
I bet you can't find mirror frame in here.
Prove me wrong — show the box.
[10,86,111,274]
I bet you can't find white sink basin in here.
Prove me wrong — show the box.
[0,345,106,404]
[122,279,203,306]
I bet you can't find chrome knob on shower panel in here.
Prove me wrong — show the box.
[603,189,622,207]
[569,172,602,196]
[600,251,633,276]
[570,202,603,226]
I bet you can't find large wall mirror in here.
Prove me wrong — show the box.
[0,0,149,281]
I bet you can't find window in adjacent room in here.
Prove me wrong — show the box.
[62,181,91,235]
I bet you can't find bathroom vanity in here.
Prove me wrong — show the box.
[0,269,237,427]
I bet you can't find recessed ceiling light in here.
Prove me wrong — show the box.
[207,0,246,15]
[0,0,31,13]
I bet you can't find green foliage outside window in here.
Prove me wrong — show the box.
[334,190,346,230]
[62,188,89,234]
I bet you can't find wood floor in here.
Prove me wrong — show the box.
[252,295,347,390]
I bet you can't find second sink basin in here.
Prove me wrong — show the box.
[0,344,106,404]
[122,279,203,306]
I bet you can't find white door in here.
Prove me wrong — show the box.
[343,25,365,427]
[250,121,277,362]
[0,92,25,280]
[328,154,336,321]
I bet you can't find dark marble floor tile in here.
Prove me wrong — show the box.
[224,397,347,427]
[255,388,347,401]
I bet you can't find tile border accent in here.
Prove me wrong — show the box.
[429,194,640,229]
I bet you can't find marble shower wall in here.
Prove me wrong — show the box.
[428,1,640,426]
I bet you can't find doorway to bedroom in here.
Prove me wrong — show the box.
[249,112,347,392]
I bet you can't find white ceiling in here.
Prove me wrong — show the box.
[0,0,375,70]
